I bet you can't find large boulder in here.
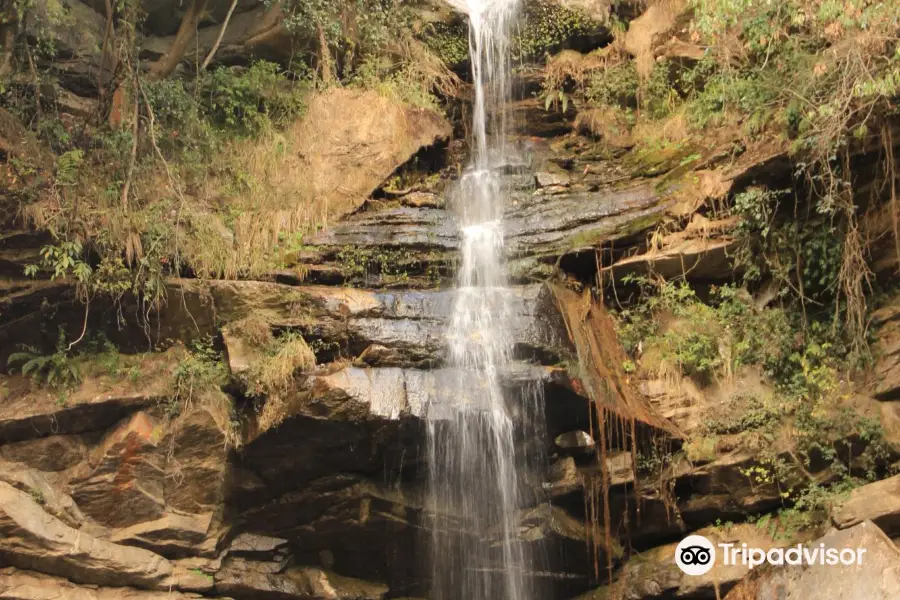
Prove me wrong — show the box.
[0,482,174,588]
[724,521,900,599]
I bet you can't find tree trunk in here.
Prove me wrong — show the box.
[146,0,209,81]
[0,3,18,78]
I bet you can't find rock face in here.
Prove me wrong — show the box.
[723,521,900,600]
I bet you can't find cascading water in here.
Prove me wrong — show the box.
[426,0,542,598]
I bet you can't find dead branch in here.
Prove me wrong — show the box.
[200,0,239,71]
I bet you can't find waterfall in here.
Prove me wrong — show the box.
[426,0,540,598]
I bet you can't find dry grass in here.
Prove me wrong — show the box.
[248,333,315,397]
[226,314,274,348]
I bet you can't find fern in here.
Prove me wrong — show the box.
[7,333,81,389]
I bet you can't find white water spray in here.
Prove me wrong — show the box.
[426,0,539,598]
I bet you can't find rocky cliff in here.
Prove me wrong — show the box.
[1,0,900,599]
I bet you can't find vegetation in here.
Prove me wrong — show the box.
[614,275,893,532]
[7,329,81,390]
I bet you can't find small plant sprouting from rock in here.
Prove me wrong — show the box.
[170,336,228,417]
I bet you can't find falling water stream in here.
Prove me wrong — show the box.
[425,0,539,598]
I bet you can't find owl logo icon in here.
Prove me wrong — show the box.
[675,535,716,576]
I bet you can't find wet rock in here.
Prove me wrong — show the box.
[723,521,900,600]
[832,474,900,537]
[194,280,574,367]
[536,171,572,188]
[0,482,173,588]
[504,184,668,259]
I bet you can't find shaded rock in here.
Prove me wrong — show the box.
[832,474,900,538]
[869,295,900,400]
[226,532,290,559]
[0,432,92,472]
[0,567,210,600]
[0,482,173,588]
[574,108,634,149]
[723,521,900,600]
[222,327,263,376]
[140,1,293,66]
[29,0,108,94]
[215,559,389,600]
[676,448,805,525]
[353,344,402,367]
[604,236,737,283]
[238,474,421,584]
[109,512,215,558]
[161,405,230,516]
[555,430,595,453]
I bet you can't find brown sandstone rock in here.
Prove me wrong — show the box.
[0,482,173,588]
[0,567,209,600]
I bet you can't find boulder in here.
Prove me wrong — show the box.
[723,521,900,599]
[832,474,900,538]
[0,482,173,588]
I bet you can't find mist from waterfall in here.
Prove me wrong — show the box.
[425,0,542,598]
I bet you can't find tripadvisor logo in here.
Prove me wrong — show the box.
[675,535,716,576]
[674,534,868,576]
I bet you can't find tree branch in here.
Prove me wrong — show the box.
[200,0,239,71]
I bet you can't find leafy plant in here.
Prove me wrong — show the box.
[8,329,81,389]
